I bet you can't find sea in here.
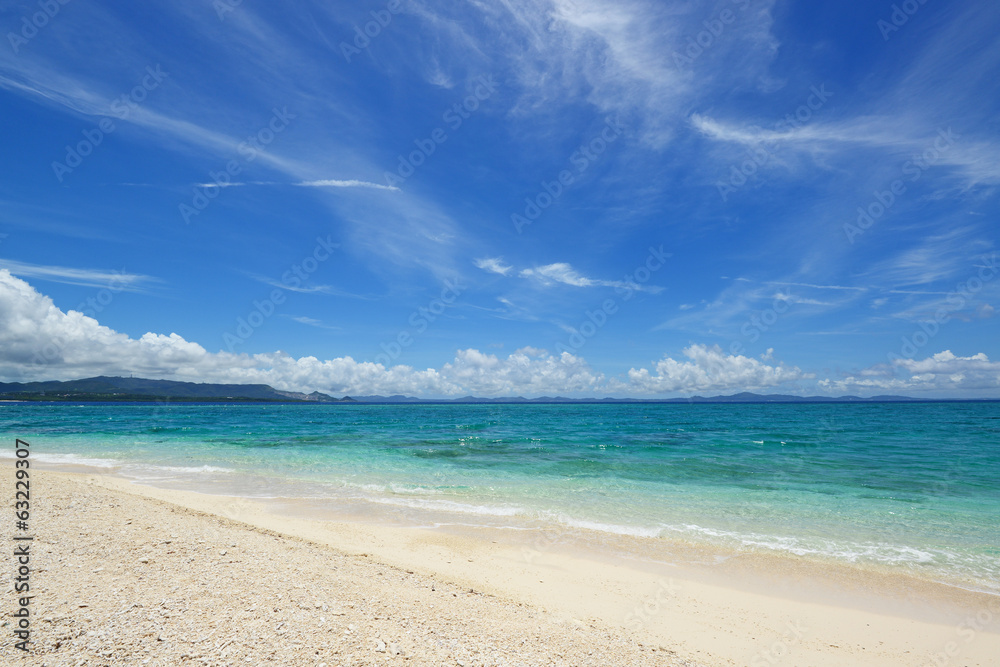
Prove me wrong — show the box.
[3,401,998,594]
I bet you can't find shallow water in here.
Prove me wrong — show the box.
[3,401,998,593]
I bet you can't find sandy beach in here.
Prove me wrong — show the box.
[3,469,999,666]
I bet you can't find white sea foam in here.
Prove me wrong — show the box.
[536,513,664,538]
[121,463,234,477]
[0,450,123,469]
[660,522,940,565]
[359,495,527,518]
[345,481,449,496]
[387,483,448,495]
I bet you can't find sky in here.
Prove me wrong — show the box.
[1,0,998,398]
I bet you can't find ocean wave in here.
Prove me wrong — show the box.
[0,450,123,469]
[527,511,663,538]
[659,522,941,565]
[121,463,234,477]
[358,495,527,518]
[0,450,235,478]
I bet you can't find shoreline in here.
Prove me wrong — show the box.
[5,469,998,666]
[20,453,1000,598]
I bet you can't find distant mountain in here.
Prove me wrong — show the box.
[0,376,355,403]
[341,392,934,404]
[2,376,989,404]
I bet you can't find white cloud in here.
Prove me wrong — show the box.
[439,347,603,397]
[773,292,834,307]
[286,315,340,331]
[195,179,399,192]
[692,3,1000,186]
[7,272,995,399]
[520,263,593,287]
[400,0,779,148]
[0,271,603,397]
[820,351,1000,394]
[474,257,513,276]
[0,259,157,292]
[767,281,867,292]
[520,262,662,292]
[613,344,810,394]
[662,278,860,333]
[295,179,399,191]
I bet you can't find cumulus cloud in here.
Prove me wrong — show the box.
[14,271,990,398]
[0,271,603,397]
[821,350,1000,394]
[440,347,602,396]
[613,344,811,394]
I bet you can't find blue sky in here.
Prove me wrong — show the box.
[1,0,998,398]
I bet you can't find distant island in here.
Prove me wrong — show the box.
[1,375,995,404]
[0,376,353,403]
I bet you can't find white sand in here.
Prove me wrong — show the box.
[3,470,999,666]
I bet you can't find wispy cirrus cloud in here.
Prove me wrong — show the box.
[691,2,1000,188]
[296,179,399,191]
[285,315,341,331]
[249,274,342,297]
[662,276,863,333]
[474,257,513,276]
[764,281,867,292]
[519,262,662,292]
[195,179,399,191]
[0,259,158,292]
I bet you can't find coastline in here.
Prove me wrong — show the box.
[4,469,998,665]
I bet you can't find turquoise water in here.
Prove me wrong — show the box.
[3,401,999,592]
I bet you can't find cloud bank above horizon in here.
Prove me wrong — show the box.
[2,271,996,398]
